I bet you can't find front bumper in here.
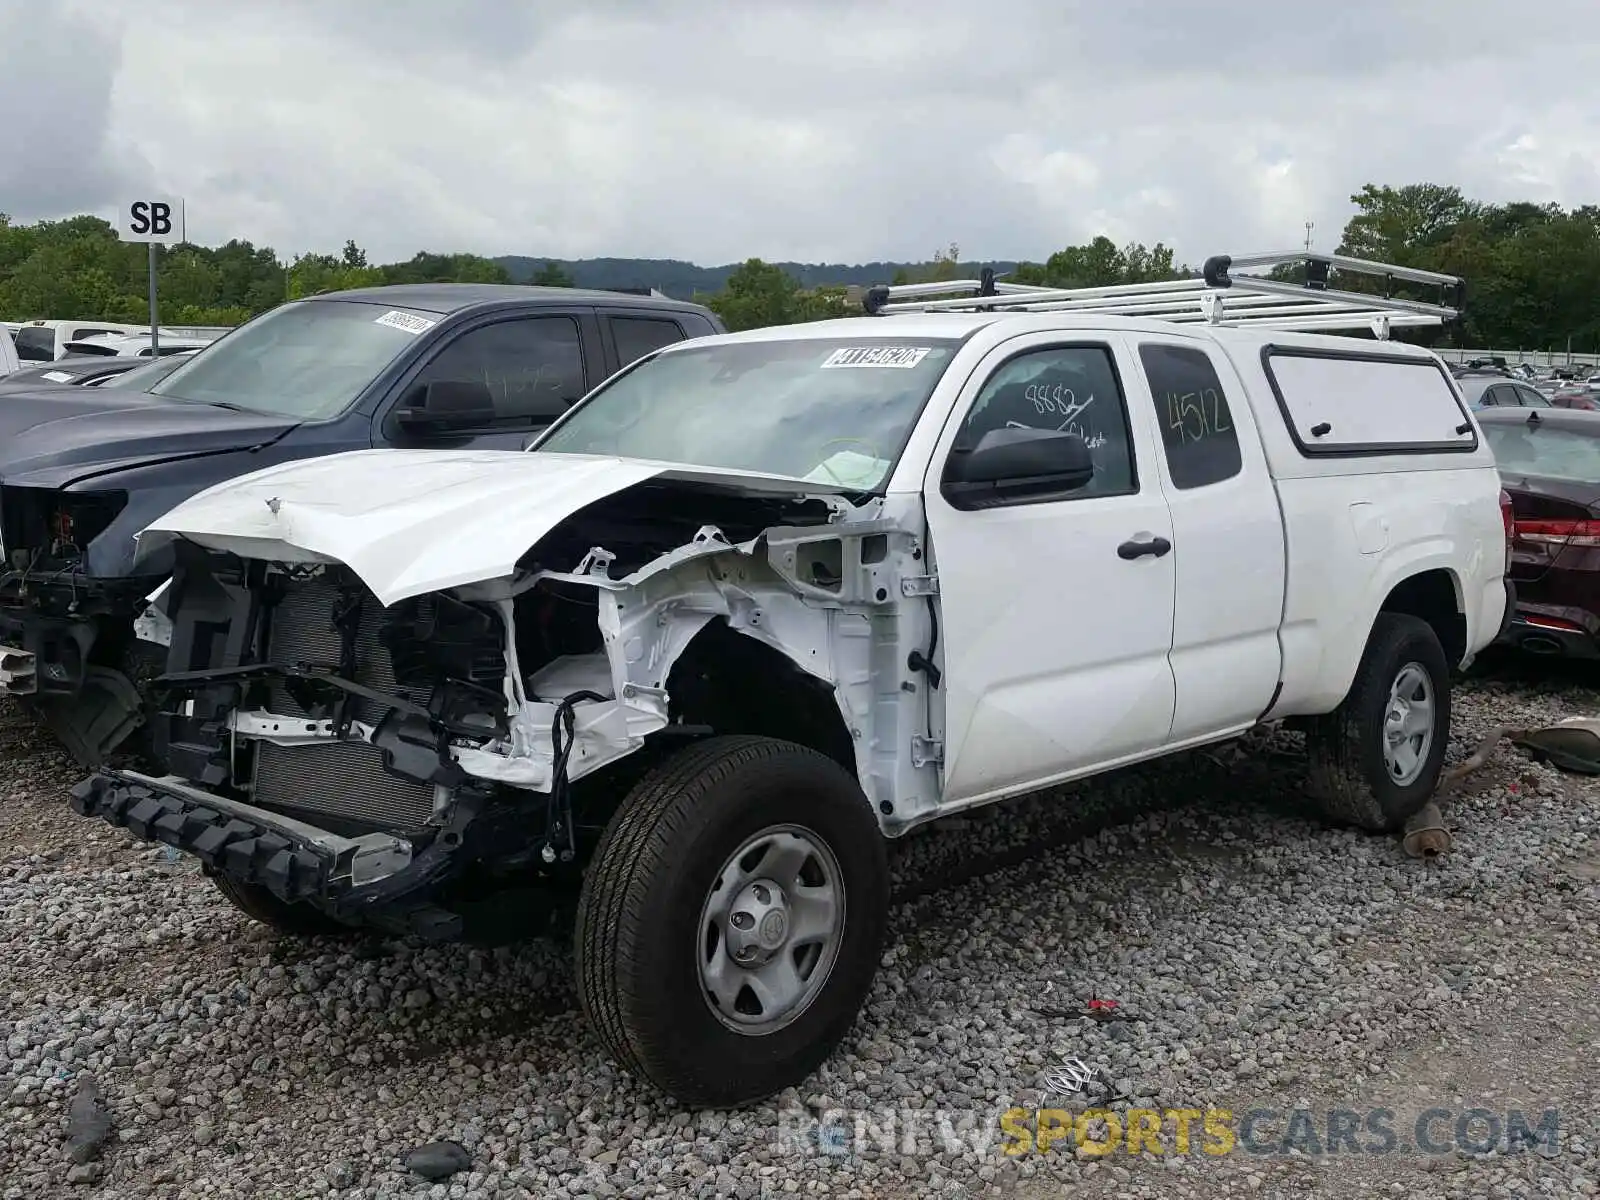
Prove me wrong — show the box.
[68,771,468,937]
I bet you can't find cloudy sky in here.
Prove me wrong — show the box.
[5,0,1597,268]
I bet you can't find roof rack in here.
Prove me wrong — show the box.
[861,251,1465,340]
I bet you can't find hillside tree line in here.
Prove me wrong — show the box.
[2,184,1596,349]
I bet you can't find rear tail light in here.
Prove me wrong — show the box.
[1513,517,1600,548]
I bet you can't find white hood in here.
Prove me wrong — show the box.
[140,449,668,606]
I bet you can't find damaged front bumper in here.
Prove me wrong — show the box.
[68,770,471,938]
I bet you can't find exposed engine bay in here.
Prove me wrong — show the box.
[124,474,945,931]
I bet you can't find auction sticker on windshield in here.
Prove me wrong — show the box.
[821,346,932,369]
[373,310,437,335]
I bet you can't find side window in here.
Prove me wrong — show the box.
[414,316,585,423]
[954,345,1135,499]
[1138,343,1243,489]
[611,316,686,367]
[14,328,55,361]
[1518,386,1552,409]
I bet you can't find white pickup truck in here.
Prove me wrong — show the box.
[70,252,1512,1108]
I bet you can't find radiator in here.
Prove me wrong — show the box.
[250,573,437,831]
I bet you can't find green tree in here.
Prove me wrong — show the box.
[530,261,575,287]
[1012,236,1177,288]
[1331,184,1600,350]
[705,259,804,331]
[285,251,383,299]
[380,252,511,285]
[894,242,963,286]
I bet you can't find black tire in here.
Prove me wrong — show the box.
[1305,613,1451,832]
[210,874,356,938]
[575,735,889,1108]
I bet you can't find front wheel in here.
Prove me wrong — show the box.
[1305,613,1451,832]
[575,735,888,1108]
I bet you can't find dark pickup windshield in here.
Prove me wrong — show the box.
[535,336,959,489]
[149,299,436,419]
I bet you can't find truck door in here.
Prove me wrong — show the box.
[1122,332,1286,741]
[920,334,1178,805]
[376,309,605,450]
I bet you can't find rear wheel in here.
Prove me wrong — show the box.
[1305,613,1451,832]
[210,874,355,938]
[575,735,888,1108]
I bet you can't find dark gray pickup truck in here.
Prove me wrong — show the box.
[0,283,723,764]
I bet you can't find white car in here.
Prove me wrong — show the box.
[11,319,152,362]
[70,251,1511,1108]
[60,332,217,358]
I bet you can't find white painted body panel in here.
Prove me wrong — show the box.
[1257,465,1504,715]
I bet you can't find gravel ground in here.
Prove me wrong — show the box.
[3,654,1600,1199]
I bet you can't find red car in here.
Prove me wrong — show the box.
[1479,406,1600,656]
[1551,385,1598,411]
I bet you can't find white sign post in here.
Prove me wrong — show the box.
[118,196,185,356]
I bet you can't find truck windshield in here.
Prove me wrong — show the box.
[148,299,434,420]
[534,336,959,489]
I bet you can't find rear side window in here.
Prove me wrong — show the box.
[1262,349,1475,455]
[1516,386,1551,409]
[611,316,686,367]
[1138,343,1243,489]
[14,327,55,361]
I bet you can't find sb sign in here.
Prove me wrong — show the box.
[119,197,184,245]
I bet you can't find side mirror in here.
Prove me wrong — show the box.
[394,380,497,433]
[942,426,1095,507]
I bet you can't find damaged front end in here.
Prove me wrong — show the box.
[71,474,943,941]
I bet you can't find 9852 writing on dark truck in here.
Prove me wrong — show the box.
[0,283,723,765]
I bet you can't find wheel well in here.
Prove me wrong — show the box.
[661,619,857,776]
[1380,570,1465,666]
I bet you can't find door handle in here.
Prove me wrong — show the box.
[1117,536,1172,560]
